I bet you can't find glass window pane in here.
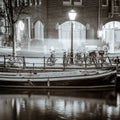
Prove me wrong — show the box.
[102,0,108,6]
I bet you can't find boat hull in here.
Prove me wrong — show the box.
[0,70,116,89]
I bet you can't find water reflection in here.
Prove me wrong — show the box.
[0,90,120,120]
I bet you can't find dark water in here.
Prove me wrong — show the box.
[0,89,120,120]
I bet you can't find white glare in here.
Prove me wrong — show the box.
[18,21,24,31]
[68,10,77,21]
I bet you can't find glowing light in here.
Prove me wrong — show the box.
[68,9,77,21]
[97,30,102,38]
[50,46,54,51]
[18,21,24,30]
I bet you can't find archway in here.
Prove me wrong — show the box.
[34,20,44,41]
[16,20,25,48]
[102,21,120,53]
[58,21,86,51]
[30,20,44,50]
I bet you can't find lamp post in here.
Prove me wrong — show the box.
[68,9,77,64]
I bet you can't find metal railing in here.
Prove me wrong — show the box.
[0,54,119,71]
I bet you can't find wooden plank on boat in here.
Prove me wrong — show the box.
[0,70,116,82]
[0,84,116,91]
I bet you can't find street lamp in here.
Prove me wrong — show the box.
[68,9,77,64]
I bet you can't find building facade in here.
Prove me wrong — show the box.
[0,0,120,53]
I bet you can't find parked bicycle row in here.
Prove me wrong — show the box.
[0,50,119,69]
[47,50,119,66]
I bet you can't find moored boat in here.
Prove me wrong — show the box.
[0,69,117,90]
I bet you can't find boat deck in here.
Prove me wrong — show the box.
[0,70,116,82]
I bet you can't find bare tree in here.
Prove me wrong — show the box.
[3,0,28,56]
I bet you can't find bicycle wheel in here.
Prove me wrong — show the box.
[47,57,54,66]
[47,57,51,65]
[63,58,68,66]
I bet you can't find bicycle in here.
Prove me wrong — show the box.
[74,52,84,65]
[47,53,57,66]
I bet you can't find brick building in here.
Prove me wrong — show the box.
[0,0,120,53]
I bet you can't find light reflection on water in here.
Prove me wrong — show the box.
[0,90,120,120]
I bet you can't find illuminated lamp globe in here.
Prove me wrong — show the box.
[68,9,77,21]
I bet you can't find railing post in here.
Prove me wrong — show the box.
[115,56,119,72]
[23,56,26,69]
[33,63,35,73]
[84,53,87,70]
[101,56,104,68]
[47,77,50,87]
[44,56,46,70]
[4,55,6,68]
[63,61,66,71]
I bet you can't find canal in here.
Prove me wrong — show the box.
[0,89,120,120]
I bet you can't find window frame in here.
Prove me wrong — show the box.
[114,0,120,7]
[113,0,120,14]
[63,0,82,6]
[74,0,82,6]
[102,0,108,7]
[63,0,71,6]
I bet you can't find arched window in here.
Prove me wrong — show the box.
[34,20,44,41]
[102,21,120,53]
[58,21,86,51]
[16,20,25,48]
